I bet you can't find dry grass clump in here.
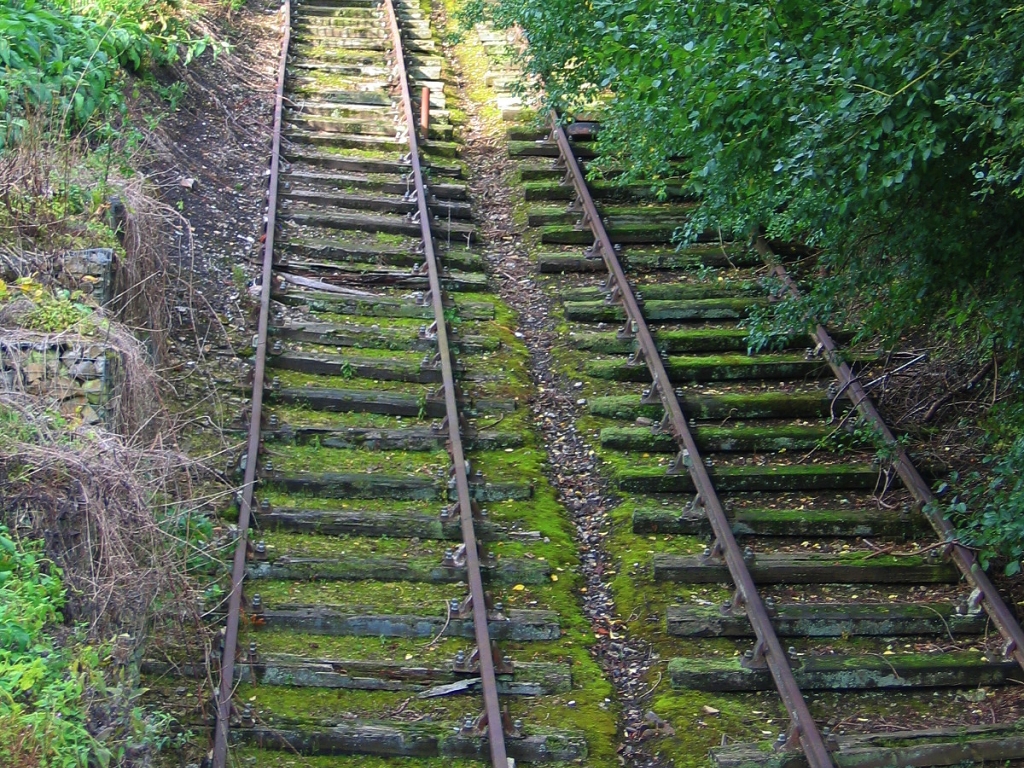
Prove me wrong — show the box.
[0,311,211,640]
[0,119,219,643]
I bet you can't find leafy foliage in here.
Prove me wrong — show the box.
[480,0,1024,566]
[0,527,100,767]
[0,526,184,767]
[0,0,216,143]
[936,404,1024,574]
[481,0,1024,352]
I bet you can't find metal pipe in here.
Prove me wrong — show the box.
[753,235,1024,671]
[211,2,292,766]
[548,113,835,768]
[385,2,508,766]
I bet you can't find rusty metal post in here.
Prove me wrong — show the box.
[420,85,430,136]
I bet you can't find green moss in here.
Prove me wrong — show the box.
[646,689,785,768]
[260,492,434,514]
[255,579,462,613]
[260,530,449,560]
[265,443,448,477]
[230,749,481,768]
[244,627,467,664]
[268,403,424,429]
[374,231,411,245]
[270,367,428,395]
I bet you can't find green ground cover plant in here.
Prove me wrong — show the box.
[0,526,183,767]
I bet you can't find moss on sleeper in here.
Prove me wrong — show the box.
[264,442,448,477]
[259,530,450,560]
[243,627,466,666]
[259,493,435,515]
[269,367,429,395]
[267,404,427,430]
[230,749,483,768]
[255,579,462,614]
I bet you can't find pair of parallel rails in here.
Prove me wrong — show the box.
[543,114,1024,768]
[213,1,509,766]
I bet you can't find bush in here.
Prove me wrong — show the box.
[1,0,215,144]
[483,0,1024,568]
[936,403,1024,574]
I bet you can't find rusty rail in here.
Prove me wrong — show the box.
[547,112,835,768]
[384,1,508,766]
[210,2,291,765]
[753,235,1024,671]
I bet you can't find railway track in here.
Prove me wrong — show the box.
[139,3,1024,767]
[173,1,605,766]
[502,102,1024,766]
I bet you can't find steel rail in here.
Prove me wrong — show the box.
[753,235,1024,671]
[384,2,508,766]
[547,112,834,768]
[210,1,291,766]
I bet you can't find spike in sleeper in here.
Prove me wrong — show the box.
[641,377,662,405]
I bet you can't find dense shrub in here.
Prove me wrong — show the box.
[478,0,1024,567]
[0,0,213,143]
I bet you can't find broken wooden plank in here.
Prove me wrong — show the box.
[144,655,570,696]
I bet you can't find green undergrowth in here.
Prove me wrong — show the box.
[0,527,179,766]
[647,690,785,768]
[1,0,220,144]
